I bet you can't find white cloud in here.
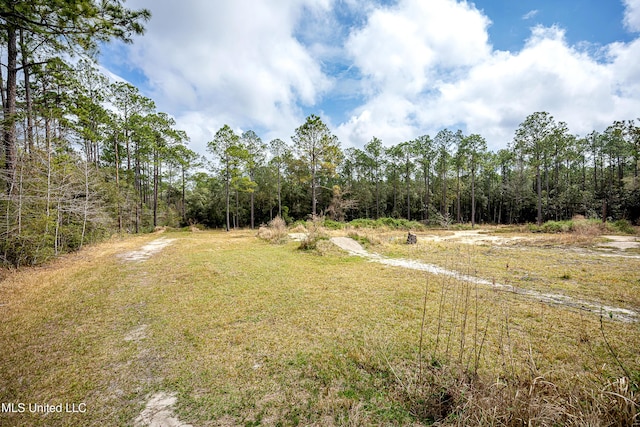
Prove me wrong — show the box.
[522,10,539,20]
[123,0,331,145]
[338,0,492,145]
[624,0,640,32]
[346,0,490,92]
[109,0,640,155]
[338,2,640,151]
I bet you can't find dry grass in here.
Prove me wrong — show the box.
[0,229,639,425]
[256,216,289,244]
[376,229,640,310]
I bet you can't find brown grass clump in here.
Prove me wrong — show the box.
[298,216,329,251]
[394,363,639,426]
[289,223,307,233]
[256,216,288,244]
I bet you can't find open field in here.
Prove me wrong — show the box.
[1,228,639,426]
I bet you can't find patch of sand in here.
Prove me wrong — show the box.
[134,392,193,427]
[420,229,527,245]
[124,325,148,342]
[118,238,176,262]
[329,237,368,255]
[329,237,638,323]
[599,235,640,250]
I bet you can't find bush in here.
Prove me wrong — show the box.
[530,218,636,236]
[349,218,377,229]
[256,216,288,244]
[542,220,574,233]
[612,219,635,234]
[322,218,345,230]
[529,220,578,233]
[298,216,328,251]
[348,217,425,230]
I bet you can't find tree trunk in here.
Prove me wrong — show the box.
[375,171,380,219]
[277,165,282,218]
[80,159,89,248]
[471,168,476,228]
[225,156,230,231]
[3,25,18,190]
[153,147,158,228]
[250,171,255,229]
[181,166,186,222]
[536,164,542,226]
[406,162,411,221]
[20,29,34,152]
[115,134,122,232]
[235,189,239,228]
[423,164,428,222]
[456,170,461,222]
[311,156,317,216]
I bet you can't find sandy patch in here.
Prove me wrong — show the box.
[420,229,526,245]
[330,237,638,323]
[118,238,176,262]
[134,392,193,427]
[599,235,640,250]
[125,325,148,342]
[329,237,368,255]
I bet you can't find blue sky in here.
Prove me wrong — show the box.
[100,0,640,155]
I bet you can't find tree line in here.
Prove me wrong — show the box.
[196,112,639,231]
[2,2,639,267]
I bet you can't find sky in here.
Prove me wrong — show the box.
[100,0,640,155]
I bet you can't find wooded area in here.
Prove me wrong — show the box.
[2,1,639,266]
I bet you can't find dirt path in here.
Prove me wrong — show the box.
[330,237,639,323]
[116,238,192,426]
[134,392,193,427]
[118,238,176,262]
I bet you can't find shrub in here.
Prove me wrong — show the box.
[322,218,345,230]
[298,216,328,251]
[541,220,574,233]
[256,216,288,244]
[348,217,425,230]
[349,218,377,229]
[612,219,635,234]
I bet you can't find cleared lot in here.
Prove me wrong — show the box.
[1,229,638,425]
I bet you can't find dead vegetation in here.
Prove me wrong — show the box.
[256,216,289,244]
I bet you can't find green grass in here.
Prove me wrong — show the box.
[1,230,639,425]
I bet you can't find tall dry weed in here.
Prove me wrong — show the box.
[256,216,288,244]
[389,242,640,426]
[298,215,329,251]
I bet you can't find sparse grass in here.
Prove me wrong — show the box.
[0,229,639,425]
[346,229,383,248]
[377,230,640,310]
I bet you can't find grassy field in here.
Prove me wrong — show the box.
[1,228,639,426]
